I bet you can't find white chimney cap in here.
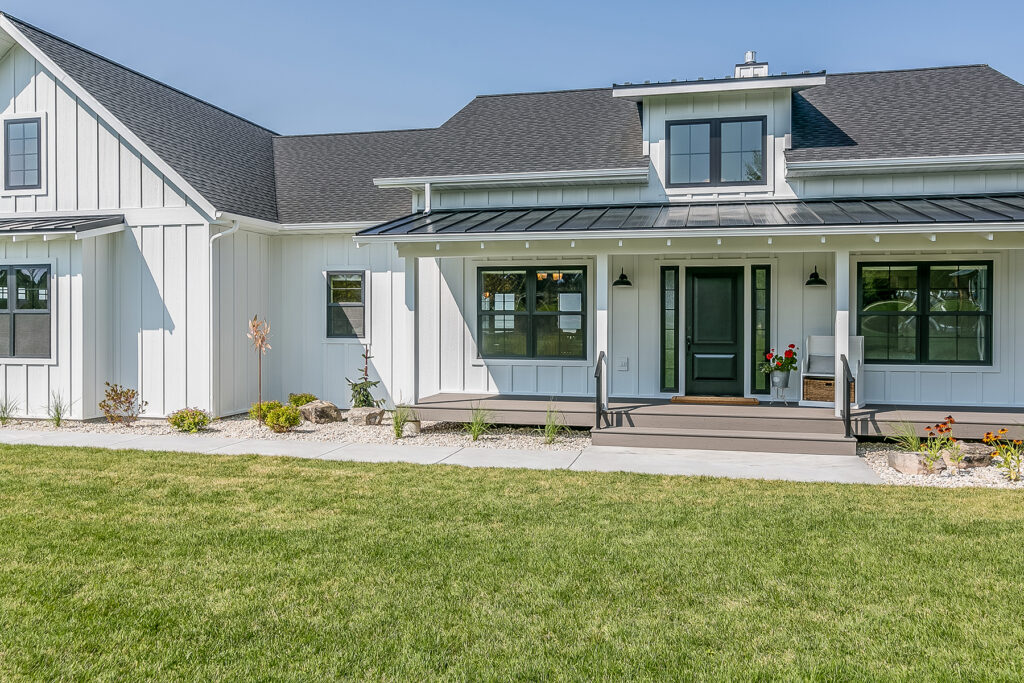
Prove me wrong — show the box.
[744,50,757,64]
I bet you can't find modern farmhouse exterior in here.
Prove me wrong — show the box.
[2,14,1024,444]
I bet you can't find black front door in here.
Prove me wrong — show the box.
[685,267,744,396]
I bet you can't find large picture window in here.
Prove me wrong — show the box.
[857,261,992,365]
[478,267,586,359]
[0,265,51,358]
[326,271,365,338]
[666,116,766,188]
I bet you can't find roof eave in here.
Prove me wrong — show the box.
[373,167,649,190]
[613,74,826,99]
[786,152,1024,177]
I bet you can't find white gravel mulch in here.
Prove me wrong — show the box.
[5,412,591,452]
[859,441,1024,489]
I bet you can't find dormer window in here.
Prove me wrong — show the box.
[666,116,766,188]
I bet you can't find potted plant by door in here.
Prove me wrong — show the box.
[758,344,799,392]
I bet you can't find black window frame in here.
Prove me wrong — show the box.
[477,265,588,361]
[856,260,994,366]
[325,270,366,339]
[750,264,771,394]
[0,264,52,359]
[665,115,767,189]
[4,117,42,191]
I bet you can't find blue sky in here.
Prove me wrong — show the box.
[6,0,1024,135]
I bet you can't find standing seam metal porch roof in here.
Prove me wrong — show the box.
[357,194,1024,237]
[0,215,125,235]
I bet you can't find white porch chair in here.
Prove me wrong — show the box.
[801,335,864,407]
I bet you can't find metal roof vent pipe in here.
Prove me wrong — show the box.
[735,51,769,78]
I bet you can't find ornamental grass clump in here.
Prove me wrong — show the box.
[885,420,922,453]
[537,405,569,444]
[983,428,1023,481]
[167,408,212,433]
[392,404,416,439]
[264,405,302,433]
[464,405,492,442]
[0,394,18,426]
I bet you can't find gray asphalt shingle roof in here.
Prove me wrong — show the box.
[8,15,281,222]
[273,88,647,223]
[788,65,1024,163]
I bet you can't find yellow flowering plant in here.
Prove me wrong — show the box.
[983,428,1023,482]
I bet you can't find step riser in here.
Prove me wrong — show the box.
[604,414,846,434]
[592,431,858,456]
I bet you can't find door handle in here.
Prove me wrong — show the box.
[685,335,692,350]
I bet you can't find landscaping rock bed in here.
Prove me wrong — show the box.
[860,441,1024,489]
[5,412,591,451]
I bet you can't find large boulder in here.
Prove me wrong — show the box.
[299,400,343,424]
[888,451,946,475]
[348,407,384,426]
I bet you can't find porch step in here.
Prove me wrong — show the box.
[591,426,858,456]
[603,408,846,435]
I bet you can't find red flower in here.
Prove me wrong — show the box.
[766,353,774,360]
[788,344,796,349]
[776,361,782,367]
[784,349,794,359]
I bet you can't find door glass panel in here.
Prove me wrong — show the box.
[661,267,679,392]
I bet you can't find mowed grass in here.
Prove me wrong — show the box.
[0,445,1022,680]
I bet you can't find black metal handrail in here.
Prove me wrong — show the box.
[594,350,606,430]
[840,354,854,439]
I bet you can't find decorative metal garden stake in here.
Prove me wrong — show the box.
[247,315,271,424]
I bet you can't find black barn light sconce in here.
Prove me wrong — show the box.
[612,268,633,287]
[805,266,827,287]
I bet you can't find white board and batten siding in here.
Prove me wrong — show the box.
[0,44,210,418]
[266,235,415,412]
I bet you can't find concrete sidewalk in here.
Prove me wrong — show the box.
[0,429,882,484]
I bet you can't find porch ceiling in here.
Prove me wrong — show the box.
[356,193,1024,239]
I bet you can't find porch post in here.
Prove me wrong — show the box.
[595,253,610,387]
[834,249,851,416]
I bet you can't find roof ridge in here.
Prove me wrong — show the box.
[827,64,990,78]
[274,127,437,139]
[2,12,279,136]
[472,86,611,99]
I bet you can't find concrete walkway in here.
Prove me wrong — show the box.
[0,429,882,484]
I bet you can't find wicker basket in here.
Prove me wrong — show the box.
[803,376,855,403]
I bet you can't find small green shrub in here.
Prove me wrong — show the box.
[47,392,71,428]
[537,405,569,445]
[249,400,283,422]
[167,408,212,433]
[0,394,19,426]
[265,405,302,433]
[463,405,492,442]
[392,404,416,439]
[288,393,318,407]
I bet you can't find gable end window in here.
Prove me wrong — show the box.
[5,118,42,191]
[0,265,52,359]
[665,116,766,188]
[326,271,365,338]
[478,267,587,360]
[857,261,993,365]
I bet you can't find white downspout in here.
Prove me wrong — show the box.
[209,219,239,416]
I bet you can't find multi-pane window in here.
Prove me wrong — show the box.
[857,262,992,365]
[750,265,771,393]
[478,267,586,359]
[5,118,41,191]
[0,265,51,358]
[326,271,365,338]
[665,117,765,188]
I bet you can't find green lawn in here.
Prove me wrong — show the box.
[1,445,1022,680]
